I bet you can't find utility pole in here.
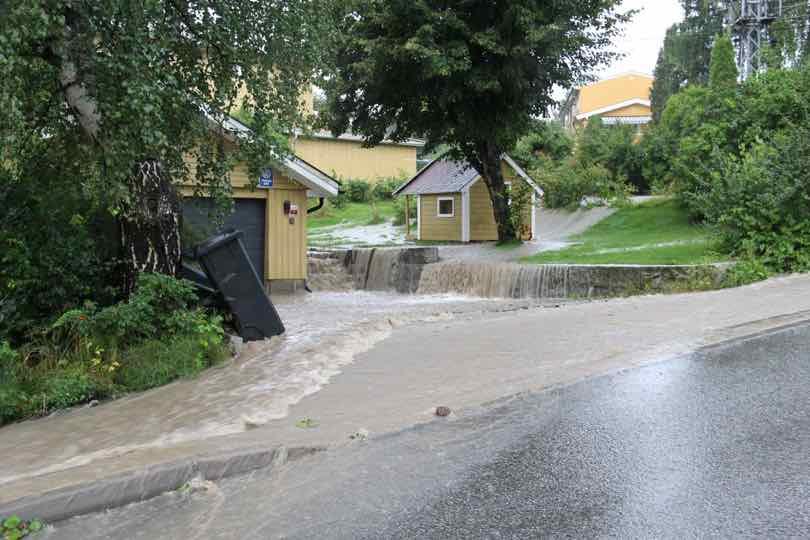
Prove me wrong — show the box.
[727,0,784,79]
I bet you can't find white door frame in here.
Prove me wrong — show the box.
[416,195,422,240]
[461,186,471,243]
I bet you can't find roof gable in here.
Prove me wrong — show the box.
[394,154,542,197]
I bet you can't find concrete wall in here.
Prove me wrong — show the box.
[293,137,417,182]
[419,193,462,242]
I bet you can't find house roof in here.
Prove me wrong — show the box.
[394,154,543,197]
[203,108,340,198]
[300,130,425,148]
[575,98,652,120]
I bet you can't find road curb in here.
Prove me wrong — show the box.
[0,445,323,525]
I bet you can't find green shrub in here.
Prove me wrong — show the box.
[700,130,810,273]
[532,160,633,209]
[392,196,417,226]
[722,259,771,288]
[0,168,120,346]
[115,334,228,392]
[371,177,405,200]
[51,273,199,350]
[345,179,372,203]
[29,367,108,413]
[330,191,350,209]
[577,117,649,193]
[513,120,574,168]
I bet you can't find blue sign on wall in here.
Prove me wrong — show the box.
[258,168,273,189]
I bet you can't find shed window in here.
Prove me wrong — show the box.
[437,197,454,217]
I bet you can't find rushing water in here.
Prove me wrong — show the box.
[418,262,572,299]
[0,289,537,486]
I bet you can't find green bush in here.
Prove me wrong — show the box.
[30,367,108,413]
[577,117,649,194]
[0,167,120,346]
[392,196,417,226]
[115,334,228,392]
[51,273,199,350]
[371,177,405,200]
[513,120,574,168]
[722,259,771,288]
[532,160,633,209]
[345,179,372,203]
[700,131,810,273]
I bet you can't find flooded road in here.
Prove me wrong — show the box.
[47,321,810,539]
[0,291,540,487]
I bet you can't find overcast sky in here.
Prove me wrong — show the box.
[602,0,685,77]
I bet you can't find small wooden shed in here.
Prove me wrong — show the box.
[393,154,543,242]
[182,115,339,291]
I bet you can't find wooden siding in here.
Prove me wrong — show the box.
[469,179,498,241]
[181,152,309,282]
[419,193,462,241]
[266,187,308,280]
[469,164,534,241]
[293,137,417,182]
[578,73,653,116]
[603,103,651,118]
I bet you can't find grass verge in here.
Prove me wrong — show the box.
[308,201,397,229]
[523,199,726,265]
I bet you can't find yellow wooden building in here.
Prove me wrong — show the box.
[292,131,424,182]
[182,114,339,292]
[558,72,654,130]
[394,155,543,242]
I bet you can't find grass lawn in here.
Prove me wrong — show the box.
[522,199,727,265]
[308,200,397,229]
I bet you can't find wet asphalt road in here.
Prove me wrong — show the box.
[50,322,810,539]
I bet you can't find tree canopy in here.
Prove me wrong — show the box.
[1,0,330,191]
[321,0,630,241]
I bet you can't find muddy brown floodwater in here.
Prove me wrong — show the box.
[0,291,543,488]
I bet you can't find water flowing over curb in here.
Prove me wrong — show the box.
[311,247,731,299]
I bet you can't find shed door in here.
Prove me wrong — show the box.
[183,198,267,280]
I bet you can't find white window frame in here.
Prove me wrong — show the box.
[437,197,455,218]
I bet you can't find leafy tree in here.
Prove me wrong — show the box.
[0,1,329,292]
[577,118,647,193]
[321,0,630,242]
[650,1,727,120]
[709,34,738,90]
[512,121,574,170]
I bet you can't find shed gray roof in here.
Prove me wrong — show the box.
[394,154,543,198]
[394,157,480,196]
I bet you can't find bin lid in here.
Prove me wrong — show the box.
[194,229,244,258]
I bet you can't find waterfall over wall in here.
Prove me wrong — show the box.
[417,262,571,299]
[309,247,729,299]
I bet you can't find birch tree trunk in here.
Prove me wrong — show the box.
[119,160,182,295]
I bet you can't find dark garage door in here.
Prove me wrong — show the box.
[183,198,267,280]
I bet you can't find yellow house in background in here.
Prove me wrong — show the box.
[394,155,543,243]
[558,72,654,130]
[292,131,424,182]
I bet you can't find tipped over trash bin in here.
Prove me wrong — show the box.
[193,230,285,341]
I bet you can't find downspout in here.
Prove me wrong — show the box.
[304,196,326,294]
[307,197,325,214]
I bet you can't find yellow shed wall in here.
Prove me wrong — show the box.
[578,74,653,115]
[293,137,417,182]
[469,179,498,241]
[180,153,309,282]
[468,164,533,242]
[419,194,462,242]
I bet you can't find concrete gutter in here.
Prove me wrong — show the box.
[0,445,323,524]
